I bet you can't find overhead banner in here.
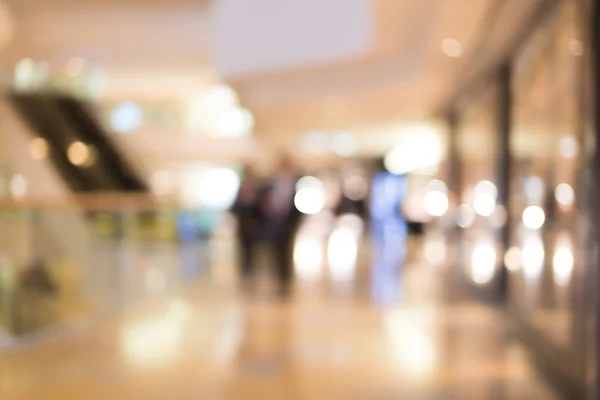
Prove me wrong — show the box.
[212,0,374,79]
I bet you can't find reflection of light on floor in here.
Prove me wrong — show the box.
[522,233,544,282]
[214,305,244,365]
[424,235,446,266]
[328,227,358,282]
[294,238,323,280]
[384,310,435,377]
[122,316,184,366]
[553,247,573,286]
[471,241,496,284]
[553,233,574,287]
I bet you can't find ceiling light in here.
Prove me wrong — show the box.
[210,107,254,137]
[442,38,462,58]
[111,102,142,134]
[332,131,357,156]
[384,125,443,174]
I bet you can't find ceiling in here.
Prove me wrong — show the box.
[0,0,547,148]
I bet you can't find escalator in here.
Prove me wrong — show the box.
[9,93,147,193]
[54,97,147,192]
[9,93,151,240]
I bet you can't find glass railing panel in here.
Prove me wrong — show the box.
[0,195,219,343]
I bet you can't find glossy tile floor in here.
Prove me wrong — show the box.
[0,221,559,399]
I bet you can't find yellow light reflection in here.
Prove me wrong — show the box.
[522,233,544,282]
[384,310,436,377]
[122,318,184,366]
[471,241,496,284]
[294,237,323,280]
[327,227,358,282]
[553,234,574,287]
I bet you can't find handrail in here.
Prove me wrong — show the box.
[0,193,187,211]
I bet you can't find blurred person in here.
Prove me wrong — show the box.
[369,158,407,304]
[231,166,262,287]
[261,157,302,296]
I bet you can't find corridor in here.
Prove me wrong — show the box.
[0,226,558,399]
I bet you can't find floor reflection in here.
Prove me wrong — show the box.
[0,216,560,400]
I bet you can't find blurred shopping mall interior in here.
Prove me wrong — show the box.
[0,0,598,398]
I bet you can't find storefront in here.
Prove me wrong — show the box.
[445,0,596,397]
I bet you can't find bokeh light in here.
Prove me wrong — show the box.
[111,101,142,134]
[328,227,358,281]
[424,190,448,217]
[555,183,575,206]
[384,124,443,174]
[522,206,545,229]
[295,188,325,215]
[559,136,578,159]
[471,241,496,284]
[67,141,92,166]
[442,38,462,58]
[9,174,27,198]
[29,137,48,160]
[294,237,323,280]
[504,247,522,272]
[522,233,544,282]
